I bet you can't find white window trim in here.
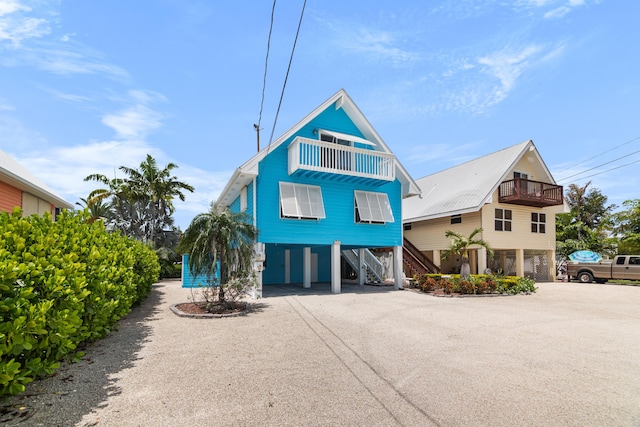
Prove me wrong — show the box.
[279,182,326,220]
[240,186,247,212]
[354,190,394,223]
[531,212,546,233]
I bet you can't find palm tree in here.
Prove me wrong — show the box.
[178,204,258,304]
[120,154,195,246]
[75,197,111,223]
[442,227,493,280]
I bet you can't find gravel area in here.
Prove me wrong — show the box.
[2,279,640,426]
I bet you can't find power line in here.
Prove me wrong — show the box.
[266,0,307,147]
[256,0,277,133]
[561,158,640,183]
[557,147,640,183]
[559,136,640,172]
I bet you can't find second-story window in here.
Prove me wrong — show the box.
[531,212,546,233]
[279,182,326,220]
[450,214,462,224]
[495,208,512,231]
[354,190,394,224]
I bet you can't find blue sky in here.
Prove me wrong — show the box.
[1,0,638,229]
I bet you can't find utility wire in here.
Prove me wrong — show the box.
[562,158,640,183]
[266,0,307,147]
[556,136,640,176]
[257,0,277,132]
[557,147,640,183]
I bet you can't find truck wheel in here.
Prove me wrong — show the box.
[578,272,594,283]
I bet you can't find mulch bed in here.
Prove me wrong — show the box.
[174,301,247,315]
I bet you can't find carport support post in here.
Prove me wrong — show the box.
[358,248,366,286]
[478,247,487,274]
[394,245,402,290]
[303,247,311,288]
[331,240,341,294]
[516,248,525,277]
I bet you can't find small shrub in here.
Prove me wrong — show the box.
[457,280,476,294]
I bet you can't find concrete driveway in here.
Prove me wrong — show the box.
[4,280,640,426]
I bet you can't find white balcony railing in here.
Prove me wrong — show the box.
[288,137,395,181]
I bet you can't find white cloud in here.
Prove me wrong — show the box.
[102,105,165,140]
[0,0,50,46]
[319,16,420,67]
[477,44,543,105]
[13,141,227,229]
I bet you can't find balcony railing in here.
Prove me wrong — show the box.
[288,137,395,181]
[499,178,563,207]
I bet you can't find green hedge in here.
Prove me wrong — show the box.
[0,209,159,396]
[412,273,537,295]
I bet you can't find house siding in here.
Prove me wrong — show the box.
[0,181,22,212]
[255,105,401,248]
[481,189,560,250]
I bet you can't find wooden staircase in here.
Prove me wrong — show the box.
[403,237,440,277]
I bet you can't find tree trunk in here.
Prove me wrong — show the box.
[460,257,471,280]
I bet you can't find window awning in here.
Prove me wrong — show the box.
[319,129,376,146]
[280,182,326,219]
[354,190,394,223]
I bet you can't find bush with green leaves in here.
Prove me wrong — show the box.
[0,209,159,396]
[414,273,536,295]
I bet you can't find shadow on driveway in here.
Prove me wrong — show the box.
[0,282,165,427]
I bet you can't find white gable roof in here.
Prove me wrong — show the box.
[217,89,420,209]
[403,140,557,222]
[0,149,74,209]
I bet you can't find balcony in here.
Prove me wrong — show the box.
[499,178,563,207]
[288,137,395,182]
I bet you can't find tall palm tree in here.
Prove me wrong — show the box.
[442,227,493,279]
[120,154,194,245]
[178,204,258,304]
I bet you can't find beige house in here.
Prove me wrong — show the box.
[402,140,565,281]
[0,149,73,217]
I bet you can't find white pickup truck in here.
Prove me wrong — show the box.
[567,255,640,283]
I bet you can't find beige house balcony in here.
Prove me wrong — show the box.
[499,178,563,207]
[288,137,395,182]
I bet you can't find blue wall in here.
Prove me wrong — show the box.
[255,103,403,248]
[262,244,332,285]
[181,254,219,288]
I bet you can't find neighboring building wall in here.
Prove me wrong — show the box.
[22,193,53,216]
[0,181,22,212]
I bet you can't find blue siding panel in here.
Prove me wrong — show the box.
[181,254,219,288]
[255,102,402,249]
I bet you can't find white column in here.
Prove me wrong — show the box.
[516,248,525,278]
[433,249,441,268]
[253,243,264,298]
[284,249,290,284]
[331,241,341,294]
[478,247,487,275]
[393,245,403,290]
[358,248,366,286]
[547,249,556,282]
[303,247,311,288]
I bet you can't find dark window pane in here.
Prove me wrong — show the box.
[505,221,512,232]
[531,223,537,233]
[531,212,537,222]
[505,210,512,220]
[540,213,546,222]
[540,224,546,233]
[495,208,503,219]
[495,220,503,231]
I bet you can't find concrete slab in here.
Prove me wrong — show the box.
[3,280,640,426]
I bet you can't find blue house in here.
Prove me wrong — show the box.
[213,89,420,295]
